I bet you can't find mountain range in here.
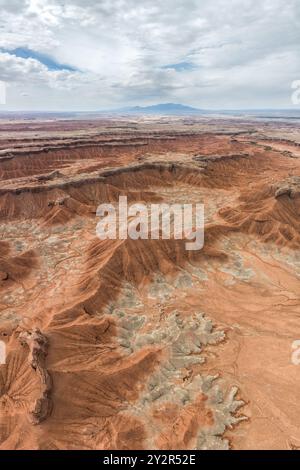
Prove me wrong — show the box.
[114,103,202,115]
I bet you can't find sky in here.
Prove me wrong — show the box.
[0,0,300,111]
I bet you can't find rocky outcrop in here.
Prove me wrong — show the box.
[36,170,63,182]
[275,177,300,199]
[19,329,52,425]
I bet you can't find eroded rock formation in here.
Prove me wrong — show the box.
[1,116,300,449]
[19,329,52,425]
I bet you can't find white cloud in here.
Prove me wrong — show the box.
[0,0,299,109]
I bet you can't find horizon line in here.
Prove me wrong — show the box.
[0,107,300,113]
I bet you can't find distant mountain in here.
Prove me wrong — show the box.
[114,103,203,115]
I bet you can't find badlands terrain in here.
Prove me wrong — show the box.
[0,113,300,450]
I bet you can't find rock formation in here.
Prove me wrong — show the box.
[19,329,52,425]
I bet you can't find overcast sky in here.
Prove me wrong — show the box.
[0,0,300,110]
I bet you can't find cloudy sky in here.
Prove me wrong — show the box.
[0,0,300,110]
